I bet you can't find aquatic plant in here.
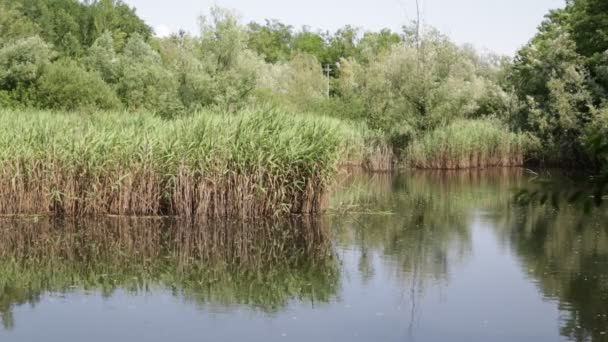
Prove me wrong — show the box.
[0,108,364,220]
[406,119,529,169]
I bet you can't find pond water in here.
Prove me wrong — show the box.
[0,170,607,342]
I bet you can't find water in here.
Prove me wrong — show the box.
[0,170,607,342]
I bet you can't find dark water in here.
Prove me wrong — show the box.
[0,170,607,342]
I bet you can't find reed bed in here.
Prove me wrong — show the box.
[329,123,394,172]
[0,108,363,220]
[364,142,394,172]
[406,119,529,169]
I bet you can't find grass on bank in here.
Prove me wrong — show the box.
[0,108,366,220]
[406,119,530,169]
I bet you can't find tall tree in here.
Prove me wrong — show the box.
[292,28,329,65]
[246,19,293,63]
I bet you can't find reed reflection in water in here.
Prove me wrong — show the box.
[0,217,339,329]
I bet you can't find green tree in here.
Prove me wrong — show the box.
[508,6,606,165]
[0,1,39,47]
[200,7,248,70]
[88,0,152,50]
[568,0,608,60]
[198,7,262,111]
[246,19,293,63]
[292,29,329,65]
[257,53,326,110]
[326,26,361,68]
[14,0,86,56]
[116,34,182,115]
[8,0,151,56]
[358,29,402,60]
[337,27,502,144]
[158,34,215,110]
[84,31,119,83]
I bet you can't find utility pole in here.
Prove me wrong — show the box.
[324,64,331,98]
[415,0,421,49]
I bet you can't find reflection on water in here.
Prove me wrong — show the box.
[502,201,608,341]
[0,218,338,330]
[0,169,606,341]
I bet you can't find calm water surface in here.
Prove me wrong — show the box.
[0,170,607,342]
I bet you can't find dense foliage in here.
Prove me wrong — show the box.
[0,0,606,171]
[509,0,608,167]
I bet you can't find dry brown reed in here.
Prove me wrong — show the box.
[364,143,394,172]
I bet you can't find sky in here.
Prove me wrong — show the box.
[123,0,566,56]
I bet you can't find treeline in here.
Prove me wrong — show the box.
[0,0,606,169]
[509,0,608,167]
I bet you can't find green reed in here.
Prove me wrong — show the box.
[407,119,529,169]
[0,108,365,219]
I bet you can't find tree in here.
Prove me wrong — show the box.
[116,34,182,115]
[565,0,608,102]
[198,7,262,111]
[158,34,215,111]
[88,0,152,50]
[257,53,325,110]
[200,7,248,70]
[568,0,608,60]
[7,0,151,56]
[508,6,606,165]
[292,29,329,65]
[326,26,361,68]
[0,1,39,47]
[358,29,402,60]
[337,28,500,141]
[84,31,119,83]
[246,19,293,63]
[13,0,86,56]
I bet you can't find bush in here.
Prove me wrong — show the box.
[34,60,121,111]
[0,36,54,91]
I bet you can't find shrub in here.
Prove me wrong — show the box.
[34,60,121,111]
[0,36,54,91]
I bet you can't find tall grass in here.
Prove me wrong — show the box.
[406,119,529,169]
[330,123,394,172]
[0,108,363,220]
